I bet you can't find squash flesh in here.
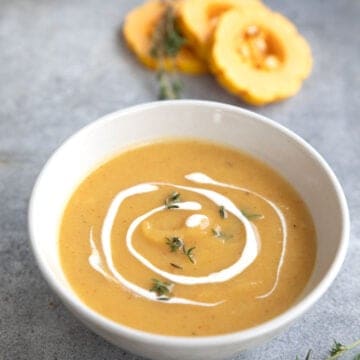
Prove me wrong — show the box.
[123,0,208,75]
[210,9,312,105]
[178,0,266,58]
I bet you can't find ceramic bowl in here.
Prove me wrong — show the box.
[29,100,349,360]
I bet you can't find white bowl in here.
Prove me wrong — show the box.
[28,100,349,360]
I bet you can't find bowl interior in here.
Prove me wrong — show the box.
[29,100,348,334]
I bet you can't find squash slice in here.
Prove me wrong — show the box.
[210,9,312,105]
[123,0,207,75]
[178,0,265,58]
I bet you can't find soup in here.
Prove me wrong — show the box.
[59,139,316,336]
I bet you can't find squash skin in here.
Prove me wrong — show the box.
[123,0,208,75]
[209,9,313,105]
[178,0,266,58]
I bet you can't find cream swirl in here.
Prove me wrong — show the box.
[185,172,287,298]
[185,214,209,229]
[126,184,258,285]
[88,173,287,306]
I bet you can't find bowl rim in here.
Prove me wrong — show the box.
[28,99,350,347]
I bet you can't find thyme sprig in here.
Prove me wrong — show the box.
[330,341,348,357]
[149,1,185,58]
[149,0,185,99]
[150,278,173,299]
[165,191,181,209]
[295,338,360,360]
[166,236,184,252]
[328,339,360,359]
[165,235,196,264]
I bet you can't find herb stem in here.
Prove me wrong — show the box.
[149,0,185,99]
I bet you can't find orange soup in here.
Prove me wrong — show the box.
[59,140,316,336]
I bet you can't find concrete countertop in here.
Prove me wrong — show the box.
[0,0,359,359]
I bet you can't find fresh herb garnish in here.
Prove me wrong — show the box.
[183,246,196,264]
[165,191,181,209]
[149,1,185,58]
[170,262,183,269]
[327,339,360,359]
[149,0,185,99]
[241,209,263,221]
[212,227,233,240]
[295,338,360,359]
[166,236,184,252]
[219,205,228,219]
[330,341,347,357]
[150,278,173,298]
[157,70,182,100]
[166,235,195,264]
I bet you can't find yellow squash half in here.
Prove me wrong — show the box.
[210,8,313,105]
[123,0,207,75]
[178,0,265,58]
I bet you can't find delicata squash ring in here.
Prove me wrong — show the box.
[210,9,313,105]
[178,0,265,57]
[123,0,207,75]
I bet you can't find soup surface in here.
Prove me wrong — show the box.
[59,140,316,336]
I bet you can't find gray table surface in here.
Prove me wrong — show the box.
[1,0,359,359]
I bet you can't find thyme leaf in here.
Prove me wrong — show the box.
[150,278,172,298]
[212,227,233,240]
[170,262,183,269]
[183,246,196,264]
[219,205,228,219]
[241,209,263,221]
[166,236,184,252]
[165,191,181,209]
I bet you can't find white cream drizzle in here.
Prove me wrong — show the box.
[185,172,288,299]
[185,214,209,229]
[89,228,116,283]
[91,184,216,307]
[87,172,288,306]
[126,184,258,285]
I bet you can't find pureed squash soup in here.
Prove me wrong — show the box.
[59,139,316,336]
